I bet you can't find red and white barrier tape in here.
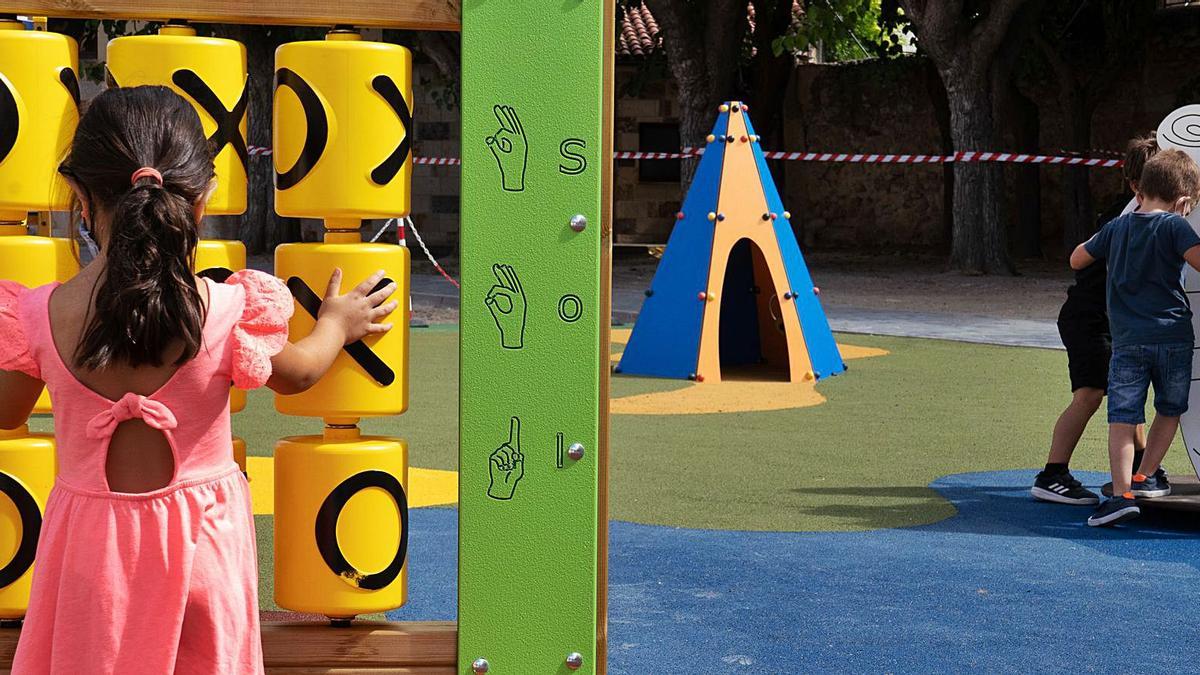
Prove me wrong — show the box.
[246,145,1120,167]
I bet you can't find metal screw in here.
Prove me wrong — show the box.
[569,214,588,233]
[566,652,584,670]
[472,658,490,674]
[568,443,585,461]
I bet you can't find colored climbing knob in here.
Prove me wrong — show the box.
[813,286,821,296]
[697,291,707,301]
[719,103,730,112]
[706,134,716,143]
[472,658,489,674]
[569,214,588,233]
[743,103,750,111]
[761,213,771,221]
[566,653,584,671]
[707,212,717,222]
[716,213,726,222]
[688,373,697,381]
[695,374,705,383]
[740,136,748,143]
[804,371,815,381]
[770,213,778,221]
[731,104,740,112]
[726,136,735,144]
[676,211,685,220]
[644,289,654,297]
[751,134,760,143]
[783,211,792,219]
[783,291,794,300]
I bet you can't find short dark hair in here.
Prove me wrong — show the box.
[1137,148,1200,205]
[1124,132,1158,184]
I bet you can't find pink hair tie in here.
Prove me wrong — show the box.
[130,167,163,186]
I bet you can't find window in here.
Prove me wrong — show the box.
[638,122,681,183]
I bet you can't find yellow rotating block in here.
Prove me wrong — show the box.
[232,437,247,477]
[274,428,408,617]
[275,238,409,419]
[0,22,79,221]
[195,239,248,412]
[0,427,55,620]
[0,233,79,413]
[107,25,248,215]
[273,32,412,220]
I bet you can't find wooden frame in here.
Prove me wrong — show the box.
[0,1,461,30]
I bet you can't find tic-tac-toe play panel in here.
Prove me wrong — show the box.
[618,103,843,384]
[461,0,612,671]
[0,0,612,672]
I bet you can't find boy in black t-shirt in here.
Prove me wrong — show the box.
[1031,134,1157,505]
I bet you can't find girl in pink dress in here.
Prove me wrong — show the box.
[0,86,397,673]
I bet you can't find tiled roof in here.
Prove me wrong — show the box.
[618,2,802,57]
[618,5,661,57]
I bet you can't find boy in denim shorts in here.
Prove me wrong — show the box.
[1071,149,1200,526]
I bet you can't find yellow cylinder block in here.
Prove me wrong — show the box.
[106,25,248,216]
[0,22,78,222]
[195,239,248,412]
[0,233,79,413]
[0,426,55,620]
[274,427,408,617]
[275,236,409,419]
[273,32,412,220]
[232,437,247,477]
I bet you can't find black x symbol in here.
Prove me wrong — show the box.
[369,75,413,186]
[287,276,396,386]
[172,70,249,171]
[0,67,79,165]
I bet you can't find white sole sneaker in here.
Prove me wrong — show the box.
[1130,486,1170,498]
[1031,486,1100,505]
[1087,505,1141,527]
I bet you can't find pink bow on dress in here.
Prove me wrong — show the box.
[86,392,179,440]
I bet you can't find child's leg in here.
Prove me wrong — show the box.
[1137,415,1181,477]
[1105,345,1150,495]
[1048,387,1105,465]
[1109,423,1139,494]
[1136,342,1193,477]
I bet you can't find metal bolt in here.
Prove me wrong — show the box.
[472,658,490,674]
[569,214,588,233]
[566,652,584,670]
[568,443,585,461]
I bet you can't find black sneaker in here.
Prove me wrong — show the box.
[1131,471,1171,498]
[1088,494,1141,527]
[1031,470,1100,505]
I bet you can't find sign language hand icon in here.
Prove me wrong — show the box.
[486,104,528,192]
[485,264,526,349]
[487,417,524,501]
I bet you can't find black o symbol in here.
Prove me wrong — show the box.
[0,472,41,589]
[274,68,329,191]
[0,77,18,165]
[558,294,583,323]
[314,470,408,591]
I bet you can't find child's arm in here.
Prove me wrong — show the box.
[0,371,43,430]
[1184,244,1200,274]
[267,269,398,395]
[1070,243,1097,270]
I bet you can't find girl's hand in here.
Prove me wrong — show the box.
[317,269,400,345]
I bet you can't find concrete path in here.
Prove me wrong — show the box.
[411,273,1062,350]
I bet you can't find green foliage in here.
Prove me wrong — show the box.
[774,0,907,61]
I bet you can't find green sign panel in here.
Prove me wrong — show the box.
[461,0,608,672]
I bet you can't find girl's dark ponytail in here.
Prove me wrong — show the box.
[59,86,214,369]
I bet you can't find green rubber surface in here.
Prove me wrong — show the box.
[460,1,606,671]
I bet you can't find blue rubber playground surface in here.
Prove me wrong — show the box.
[389,469,1200,673]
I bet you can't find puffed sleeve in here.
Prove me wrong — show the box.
[0,281,39,379]
[225,270,294,390]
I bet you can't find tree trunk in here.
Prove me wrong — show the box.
[944,67,1014,274]
[923,58,955,254]
[1061,95,1095,251]
[1012,89,1041,258]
